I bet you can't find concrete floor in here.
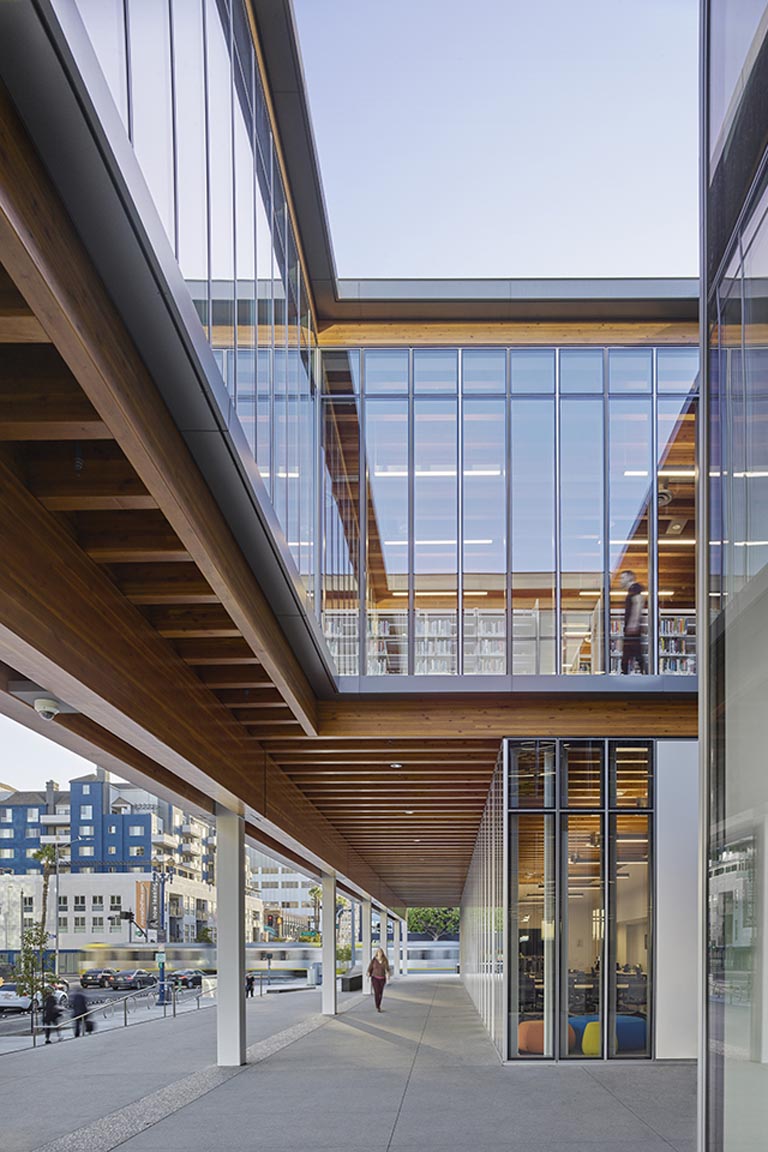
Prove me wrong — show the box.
[1,977,696,1152]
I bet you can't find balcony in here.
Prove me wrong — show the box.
[151,832,176,850]
[40,812,70,825]
[39,834,71,847]
[181,823,203,838]
[181,841,202,857]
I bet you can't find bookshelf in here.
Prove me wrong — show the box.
[415,610,458,675]
[323,609,359,675]
[367,611,408,675]
[658,611,696,674]
[464,608,506,675]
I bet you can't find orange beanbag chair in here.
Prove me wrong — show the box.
[518,1019,575,1054]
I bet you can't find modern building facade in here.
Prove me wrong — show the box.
[702,3,768,1149]
[0,0,699,1073]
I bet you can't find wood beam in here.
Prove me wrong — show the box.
[318,695,697,739]
[0,93,316,732]
[198,666,273,689]
[140,605,242,640]
[213,688,285,707]
[25,444,155,510]
[76,510,190,563]
[173,638,261,665]
[0,265,48,342]
[110,563,218,605]
[317,321,699,348]
[0,345,107,438]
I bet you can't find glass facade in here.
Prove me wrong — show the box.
[705,5,768,1147]
[73,0,318,593]
[320,345,698,678]
[508,739,653,1062]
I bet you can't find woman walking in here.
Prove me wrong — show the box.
[367,947,391,1012]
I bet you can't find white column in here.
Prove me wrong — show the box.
[402,923,409,975]
[215,804,245,1067]
[380,911,388,960]
[392,919,401,978]
[321,872,337,1016]
[362,898,372,993]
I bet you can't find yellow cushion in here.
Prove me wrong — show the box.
[581,1020,602,1056]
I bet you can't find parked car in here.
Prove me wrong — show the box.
[111,969,156,991]
[0,983,69,1013]
[167,969,205,989]
[80,968,119,989]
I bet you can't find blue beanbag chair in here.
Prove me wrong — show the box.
[568,1014,646,1053]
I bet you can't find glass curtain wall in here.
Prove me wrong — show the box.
[705,3,768,1142]
[72,0,318,597]
[460,751,505,1058]
[320,346,697,678]
[507,738,653,1061]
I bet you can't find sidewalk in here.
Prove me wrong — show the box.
[1,976,696,1152]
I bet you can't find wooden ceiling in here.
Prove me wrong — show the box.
[0,89,696,910]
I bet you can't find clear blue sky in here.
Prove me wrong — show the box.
[293,0,699,278]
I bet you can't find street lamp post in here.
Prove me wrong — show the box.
[151,860,175,1004]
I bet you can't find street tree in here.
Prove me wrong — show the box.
[406,907,460,940]
[32,843,56,966]
[308,885,322,933]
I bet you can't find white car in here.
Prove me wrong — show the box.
[0,983,69,1013]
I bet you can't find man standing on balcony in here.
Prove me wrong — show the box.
[620,570,647,674]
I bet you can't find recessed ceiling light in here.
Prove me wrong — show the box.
[414,839,421,842]
[390,762,403,769]
[405,809,415,814]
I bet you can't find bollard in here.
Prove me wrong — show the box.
[123,997,128,1027]
[172,984,177,1018]
[259,973,264,997]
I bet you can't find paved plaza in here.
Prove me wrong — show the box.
[0,976,695,1152]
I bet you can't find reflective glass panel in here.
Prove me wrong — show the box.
[510,350,555,394]
[657,397,697,673]
[608,814,651,1058]
[322,399,361,675]
[560,400,604,672]
[508,740,555,809]
[414,349,458,393]
[560,349,603,393]
[462,349,506,393]
[510,815,555,1058]
[320,351,360,395]
[172,0,208,332]
[205,0,235,359]
[608,399,651,675]
[365,401,409,674]
[127,0,174,242]
[561,813,604,1057]
[463,399,506,674]
[75,0,129,128]
[511,400,556,673]
[561,741,604,807]
[365,350,408,394]
[414,399,457,673]
[657,347,700,393]
[608,349,651,393]
[610,742,652,809]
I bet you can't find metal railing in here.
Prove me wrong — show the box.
[0,981,210,1055]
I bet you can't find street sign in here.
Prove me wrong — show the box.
[155,952,166,965]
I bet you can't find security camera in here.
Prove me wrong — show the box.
[34,698,60,722]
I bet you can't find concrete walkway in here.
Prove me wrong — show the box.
[1,977,696,1152]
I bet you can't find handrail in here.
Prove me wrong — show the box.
[0,980,210,1054]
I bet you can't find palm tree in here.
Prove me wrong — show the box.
[308,885,322,934]
[32,844,56,945]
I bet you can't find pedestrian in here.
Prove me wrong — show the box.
[69,988,89,1037]
[245,973,254,998]
[620,569,647,674]
[42,988,61,1044]
[366,947,391,1013]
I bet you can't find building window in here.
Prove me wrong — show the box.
[80,805,93,820]
[109,918,121,933]
[0,808,11,822]
[58,895,67,910]
[92,915,103,930]
[108,824,117,834]
[58,916,68,931]
[79,826,94,837]
[22,896,33,912]
[107,846,117,855]
[0,849,13,859]
[0,828,13,839]
[73,895,86,911]
[25,848,38,859]
[129,866,144,873]
[26,827,40,838]
[91,895,103,910]
[128,825,144,836]
[22,914,34,928]
[26,808,39,822]
[82,784,90,795]
[79,846,94,857]
[128,846,145,857]
[79,867,95,874]
[55,805,70,816]
[110,895,121,910]
[73,916,86,933]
